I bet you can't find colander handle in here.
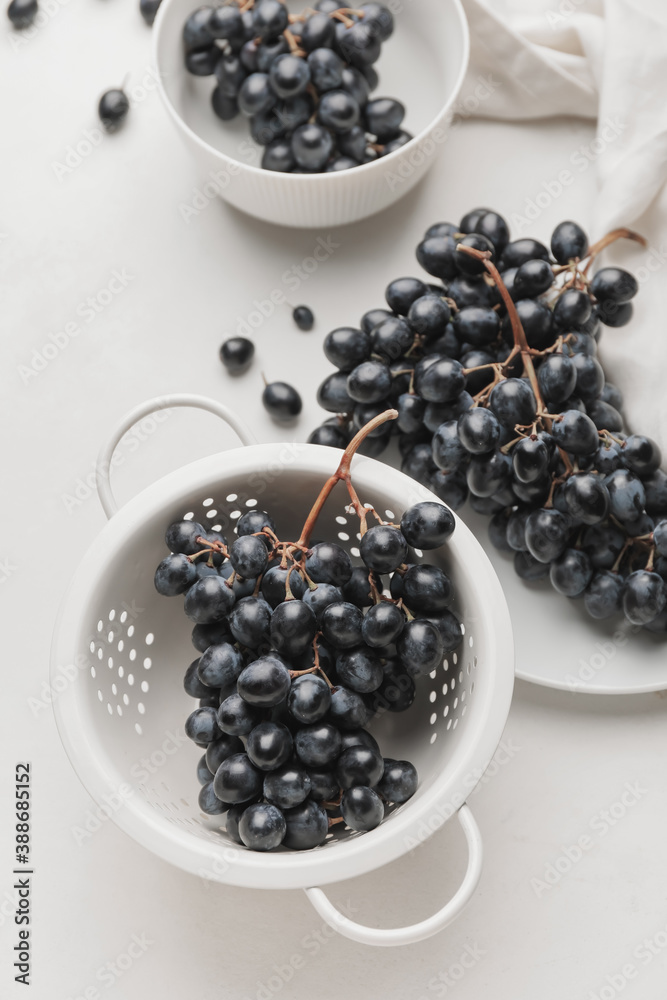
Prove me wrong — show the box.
[96,394,257,518]
[304,804,483,947]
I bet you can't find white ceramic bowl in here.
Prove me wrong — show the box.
[153,0,470,228]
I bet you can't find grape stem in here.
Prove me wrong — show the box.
[297,409,399,547]
[457,245,549,421]
[456,244,575,494]
[582,227,647,275]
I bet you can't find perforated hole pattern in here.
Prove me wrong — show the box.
[83,479,480,851]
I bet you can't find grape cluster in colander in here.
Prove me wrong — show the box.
[182,0,412,173]
[154,416,463,851]
[309,210,667,633]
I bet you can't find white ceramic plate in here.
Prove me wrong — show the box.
[461,508,667,695]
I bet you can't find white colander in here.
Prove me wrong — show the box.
[51,394,514,947]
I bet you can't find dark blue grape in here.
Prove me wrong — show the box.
[499,238,550,269]
[623,435,662,477]
[397,620,443,676]
[417,236,458,282]
[514,259,554,298]
[343,567,375,608]
[247,722,293,771]
[185,658,214,699]
[360,525,408,574]
[283,800,329,849]
[590,267,638,303]
[239,802,286,851]
[199,781,228,815]
[288,674,332,724]
[514,550,550,581]
[551,221,588,263]
[270,600,318,657]
[457,408,501,455]
[185,706,222,744]
[623,571,666,625]
[227,597,272,649]
[294,723,342,767]
[562,473,610,525]
[377,759,418,803]
[154,553,197,596]
[605,469,646,523]
[264,764,312,809]
[329,686,371,729]
[206,734,245,773]
[549,548,593,597]
[302,583,344,620]
[584,571,624,619]
[361,602,405,648]
[537,354,576,403]
[184,576,235,624]
[336,647,383,693]
[237,656,292,707]
[336,746,383,789]
[217,693,261,736]
[553,288,592,328]
[306,542,353,587]
[525,508,570,563]
[402,564,451,612]
[213,753,262,804]
[261,565,307,607]
[320,602,364,649]
[489,378,536,429]
[551,410,599,456]
[341,786,383,831]
[292,123,334,170]
[197,643,243,688]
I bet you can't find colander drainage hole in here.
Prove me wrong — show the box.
[430,732,437,744]
[145,633,154,646]
[135,723,143,735]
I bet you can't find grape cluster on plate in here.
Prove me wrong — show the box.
[310,210,667,633]
[182,0,412,173]
[154,422,462,852]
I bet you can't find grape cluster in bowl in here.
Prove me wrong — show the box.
[182,0,411,173]
[154,419,463,852]
[310,210,667,633]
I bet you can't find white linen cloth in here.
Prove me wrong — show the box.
[460,0,667,453]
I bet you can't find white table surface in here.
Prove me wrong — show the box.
[2,4,666,999]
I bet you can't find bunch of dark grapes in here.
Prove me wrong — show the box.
[182,0,411,173]
[310,210,667,633]
[154,415,462,852]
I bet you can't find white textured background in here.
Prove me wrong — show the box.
[1,2,666,998]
